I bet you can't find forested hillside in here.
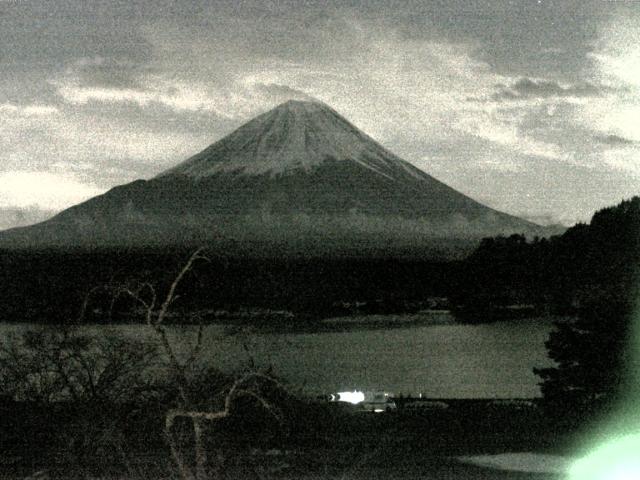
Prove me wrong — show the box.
[455,196,639,316]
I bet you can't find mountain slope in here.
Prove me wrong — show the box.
[0,100,545,255]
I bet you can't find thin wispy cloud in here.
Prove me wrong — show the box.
[595,134,636,146]
[491,78,603,101]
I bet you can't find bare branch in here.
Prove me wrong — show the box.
[164,369,288,480]
[230,388,286,425]
[165,410,198,480]
[192,418,207,480]
[156,248,209,327]
[78,285,108,322]
[184,318,204,370]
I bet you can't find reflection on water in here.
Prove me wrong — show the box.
[1,315,557,398]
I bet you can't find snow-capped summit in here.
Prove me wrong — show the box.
[161,99,423,181]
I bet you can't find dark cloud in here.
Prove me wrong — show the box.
[72,58,150,90]
[0,0,618,96]
[67,100,233,137]
[492,78,602,101]
[0,1,153,94]
[378,0,613,81]
[0,75,60,105]
[595,134,636,146]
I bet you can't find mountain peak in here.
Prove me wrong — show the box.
[278,98,327,110]
[161,99,413,179]
[268,98,339,123]
[273,99,338,117]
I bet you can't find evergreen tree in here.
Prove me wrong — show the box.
[534,300,633,419]
[534,197,639,422]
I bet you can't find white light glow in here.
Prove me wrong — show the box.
[336,391,365,404]
[569,434,640,480]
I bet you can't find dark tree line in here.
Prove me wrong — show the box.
[455,196,639,315]
[1,198,637,327]
[0,248,457,324]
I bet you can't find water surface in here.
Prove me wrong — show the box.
[1,315,557,398]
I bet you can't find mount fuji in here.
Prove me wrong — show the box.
[0,100,546,255]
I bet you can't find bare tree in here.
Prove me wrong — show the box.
[82,248,287,480]
[0,325,164,477]
[0,327,159,404]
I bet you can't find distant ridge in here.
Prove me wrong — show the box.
[0,100,550,256]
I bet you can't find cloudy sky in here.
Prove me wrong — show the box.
[1,0,639,229]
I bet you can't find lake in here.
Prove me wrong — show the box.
[1,314,557,398]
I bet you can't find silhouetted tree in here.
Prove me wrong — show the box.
[534,300,633,421]
[532,197,639,423]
